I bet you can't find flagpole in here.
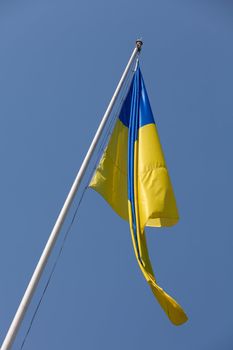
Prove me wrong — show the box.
[1,40,143,350]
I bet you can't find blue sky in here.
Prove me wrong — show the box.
[0,1,233,349]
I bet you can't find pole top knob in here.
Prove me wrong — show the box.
[136,39,143,52]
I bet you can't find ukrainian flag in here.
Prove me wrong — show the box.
[90,66,187,325]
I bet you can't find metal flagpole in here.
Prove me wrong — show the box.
[1,39,143,350]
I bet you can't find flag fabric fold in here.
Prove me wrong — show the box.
[90,66,187,325]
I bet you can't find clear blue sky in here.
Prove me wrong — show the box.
[0,1,233,349]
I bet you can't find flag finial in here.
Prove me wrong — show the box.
[136,39,143,52]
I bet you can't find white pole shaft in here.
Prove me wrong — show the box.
[1,44,140,350]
